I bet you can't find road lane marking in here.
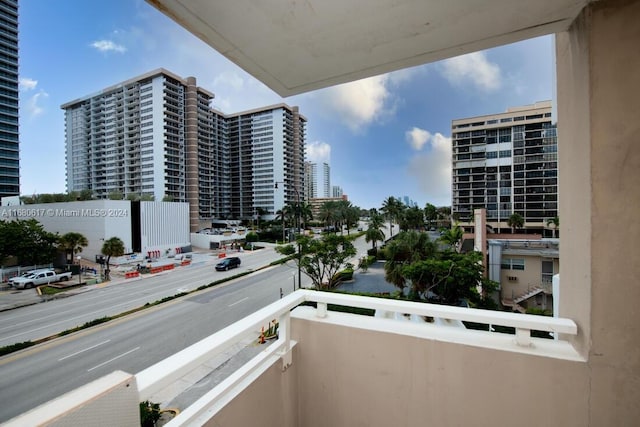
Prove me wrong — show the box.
[228,297,249,307]
[58,339,111,361]
[87,347,140,372]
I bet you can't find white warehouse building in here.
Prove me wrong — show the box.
[0,200,190,261]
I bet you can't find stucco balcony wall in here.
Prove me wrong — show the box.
[211,307,588,427]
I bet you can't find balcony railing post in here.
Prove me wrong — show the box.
[515,327,531,347]
[316,302,328,318]
[277,311,292,370]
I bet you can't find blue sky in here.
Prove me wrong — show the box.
[18,0,554,210]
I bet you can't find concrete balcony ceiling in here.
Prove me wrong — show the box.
[147,0,589,97]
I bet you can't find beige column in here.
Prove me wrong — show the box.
[185,77,199,233]
[557,0,640,423]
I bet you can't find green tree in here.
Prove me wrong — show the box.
[402,250,498,307]
[299,202,313,229]
[254,207,268,229]
[424,203,438,228]
[399,205,424,231]
[0,219,59,265]
[365,212,386,250]
[101,237,125,280]
[317,202,335,231]
[383,231,437,297]
[438,225,464,251]
[343,204,361,234]
[381,196,403,236]
[507,213,525,234]
[275,205,293,242]
[108,191,124,200]
[79,189,93,201]
[58,232,89,264]
[296,234,356,289]
[546,215,559,238]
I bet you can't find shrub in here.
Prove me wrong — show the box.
[245,232,259,242]
[331,267,354,286]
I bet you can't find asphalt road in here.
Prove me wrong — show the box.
[0,246,285,347]
[0,226,401,421]
[0,263,303,422]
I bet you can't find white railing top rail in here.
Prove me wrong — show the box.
[307,290,577,335]
[136,289,577,399]
[136,291,304,400]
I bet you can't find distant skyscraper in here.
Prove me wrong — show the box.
[62,69,306,230]
[451,101,557,233]
[399,196,417,207]
[0,0,19,197]
[305,161,330,198]
[332,185,343,198]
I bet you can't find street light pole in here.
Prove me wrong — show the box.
[276,181,302,289]
[77,255,82,285]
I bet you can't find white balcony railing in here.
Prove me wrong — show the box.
[136,289,578,425]
[7,289,579,426]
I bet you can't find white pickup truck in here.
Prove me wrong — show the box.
[10,269,73,289]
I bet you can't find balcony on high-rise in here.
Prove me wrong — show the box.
[7,0,640,425]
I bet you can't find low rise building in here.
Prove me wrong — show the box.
[0,200,189,261]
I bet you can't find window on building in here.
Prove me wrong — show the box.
[502,258,525,270]
[542,260,554,284]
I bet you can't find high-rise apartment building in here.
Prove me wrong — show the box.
[331,185,343,198]
[0,0,19,197]
[304,161,330,199]
[451,101,557,233]
[226,104,306,219]
[62,69,305,230]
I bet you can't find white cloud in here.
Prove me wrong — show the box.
[406,131,452,206]
[90,40,127,53]
[440,51,501,92]
[405,127,431,151]
[24,91,49,118]
[213,71,245,91]
[306,141,331,163]
[19,77,38,91]
[314,75,392,133]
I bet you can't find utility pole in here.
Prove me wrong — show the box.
[276,181,302,289]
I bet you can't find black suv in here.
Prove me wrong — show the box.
[215,256,241,271]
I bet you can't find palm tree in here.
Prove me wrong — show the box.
[381,196,403,237]
[343,204,361,234]
[58,232,88,264]
[507,213,525,234]
[424,203,438,229]
[299,202,313,230]
[400,206,425,231]
[275,205,292,242]
[438,225,464,251]
[365,212,386,250]
[101,237,125,281]
[383,231,437,297]
[254,207,268,230]
[546,215,560,238]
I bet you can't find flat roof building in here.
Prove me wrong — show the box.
[451,101,557,234]
[62,70,305,230]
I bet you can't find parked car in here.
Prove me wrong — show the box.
[215,257,241,271]
[10,269,72,289]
